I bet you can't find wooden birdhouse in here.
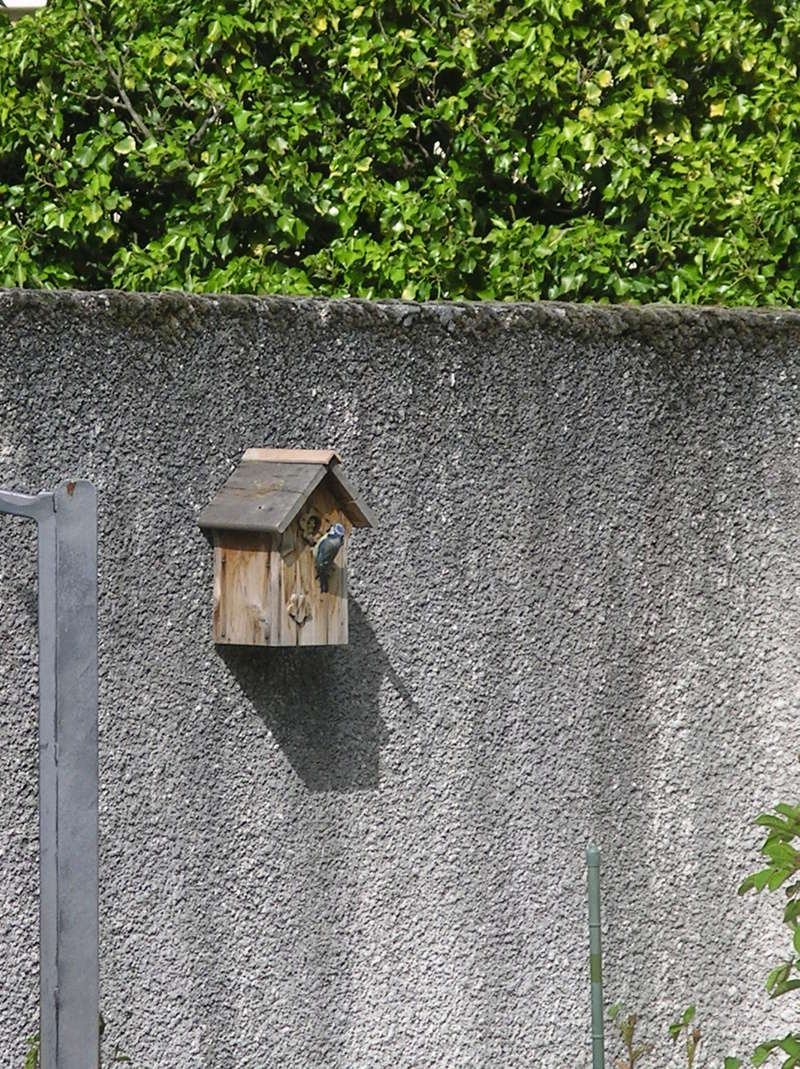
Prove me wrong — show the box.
[197,449,375,647]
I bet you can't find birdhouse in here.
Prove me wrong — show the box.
[197,449,375,647]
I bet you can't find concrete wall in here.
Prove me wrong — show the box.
[2,291,800,1068]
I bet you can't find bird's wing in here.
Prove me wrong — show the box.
[315,536,335,567]
[318,532,346,568]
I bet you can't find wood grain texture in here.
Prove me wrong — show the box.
[212,532,272,645]
[282,482,349,646]
[242,447,341,465]
[198,461,325,533]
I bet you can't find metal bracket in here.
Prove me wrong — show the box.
[0,482,98,1069]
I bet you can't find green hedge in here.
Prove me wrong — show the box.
[1,0,799,302]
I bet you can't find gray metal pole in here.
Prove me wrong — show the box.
[37,493,59,1064]
[587,845,605,1069]
[0,481,98,1069]
[51,481,99,1067]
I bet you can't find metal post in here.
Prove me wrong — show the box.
[587,845,605,1069]
[0,481,98,1069]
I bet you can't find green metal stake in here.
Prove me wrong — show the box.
[587,845,605,1069]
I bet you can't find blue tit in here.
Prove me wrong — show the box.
[314,522,345,592]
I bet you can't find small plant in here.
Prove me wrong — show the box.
[738,790,800,1068]
[668,1006,743,1069]
[609,1002,743,1069]
[608,1003,653,1069]
[669,1005,702,1069]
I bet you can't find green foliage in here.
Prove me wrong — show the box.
[608,1003,654,1068]
[738,797,800,1068]
[669,1005,702,1069]
[753,1038,800,1069]
[23,1035,38,1069]
[1,0,800,301]
[609,1002,743,1069]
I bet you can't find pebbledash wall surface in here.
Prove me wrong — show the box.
[1,290,800,1069]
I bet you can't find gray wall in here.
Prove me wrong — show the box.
[2,291,800,1068]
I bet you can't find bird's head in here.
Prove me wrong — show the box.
[330,523,346,538]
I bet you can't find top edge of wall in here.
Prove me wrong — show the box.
[2,288,800,343]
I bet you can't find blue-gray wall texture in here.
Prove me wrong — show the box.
[2,291,800,1068]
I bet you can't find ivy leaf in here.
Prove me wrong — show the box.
[112,135,136,155]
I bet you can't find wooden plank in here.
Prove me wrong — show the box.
[290,547,316,645]
[314,482,348,645]
[261,483,348,646]
[199,492,298,534]
[198,450,374,549]
[267,537,281,646]
[197,463,326,534]
[212,535,223,638]
[278,542,298,646]
[212,532,271,645]
[294,545,319,646]
[243,447,341,465]
[311,484,349,646]
[279,522,314,645]
[226,461,323,495]
[326,537,348,644]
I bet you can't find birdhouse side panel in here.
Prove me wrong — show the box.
[212,532,273,645]
[278,484,350,646]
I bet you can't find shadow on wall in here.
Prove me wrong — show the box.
[218,600,416,792]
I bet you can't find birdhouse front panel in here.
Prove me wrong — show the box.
[199,448,373,648]
[271,482,350,647]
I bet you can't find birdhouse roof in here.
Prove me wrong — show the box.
[197,448,376,534]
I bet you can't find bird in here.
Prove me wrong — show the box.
[314,523,345,592]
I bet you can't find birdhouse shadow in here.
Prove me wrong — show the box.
[218,600,413,792]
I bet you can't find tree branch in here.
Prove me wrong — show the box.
[79,2,155,143]
[189,100,225,146]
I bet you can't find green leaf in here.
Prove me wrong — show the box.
[82,203,103,225]
[756,815,794,833]
[112,136,136,155]
[754,1040,782,1067]
[793,927,800,955]
[24,1034,39,1069]
[740,868,774,895]
[775,805,800,821]
[766,961,793,995]
[780,1035,800,1057]
[773,978,800,995]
